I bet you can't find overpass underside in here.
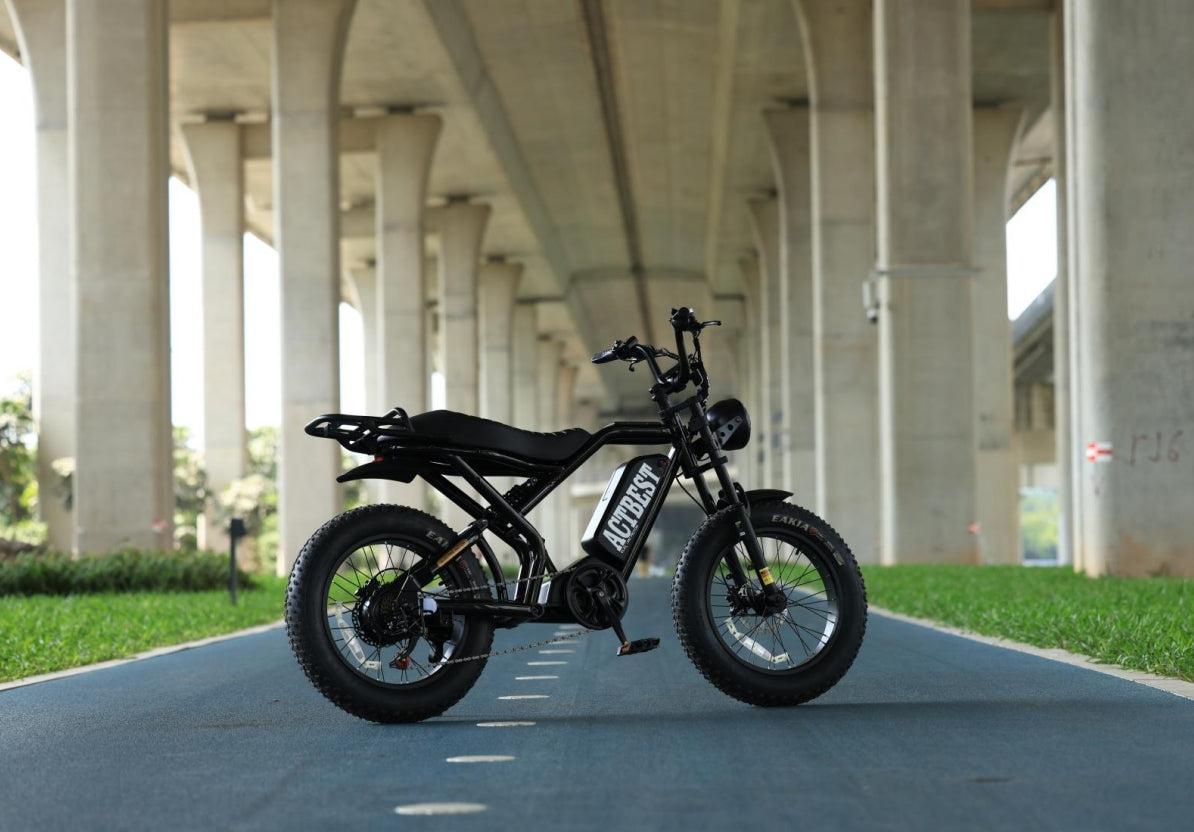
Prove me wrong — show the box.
[1,0,1190,578]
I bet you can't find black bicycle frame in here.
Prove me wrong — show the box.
[321,315,782,625]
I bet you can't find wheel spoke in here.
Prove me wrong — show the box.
[705,526,844,673]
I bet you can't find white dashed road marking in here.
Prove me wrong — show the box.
[394,803,487,816]
[498,694,549,700]
[515,675,559,680]
[445,756,516,764]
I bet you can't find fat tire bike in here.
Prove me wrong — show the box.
[286,307,867,723]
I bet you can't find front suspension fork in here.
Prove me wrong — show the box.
[726,502,783,602]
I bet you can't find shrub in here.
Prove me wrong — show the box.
[0,549,256,596]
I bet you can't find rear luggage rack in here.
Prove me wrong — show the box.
[304,408,415,455]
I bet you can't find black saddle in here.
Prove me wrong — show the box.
[409,410,591,463]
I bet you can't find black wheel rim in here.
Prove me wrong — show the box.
[319,535,470,689]
[705,529,841,674]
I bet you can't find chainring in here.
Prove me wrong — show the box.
[564,561,629,630]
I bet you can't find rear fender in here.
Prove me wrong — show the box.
[337,458,417,484]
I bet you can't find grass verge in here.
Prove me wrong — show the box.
[0,576,287,684]
[862,565,1194,682]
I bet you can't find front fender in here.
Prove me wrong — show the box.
[337,458,416,484]
[743,488,792,506]
[716,488,792,510]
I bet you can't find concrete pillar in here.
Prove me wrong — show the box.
[554,360,579,562]
[6,0,72,550]
[763,107,815,504]
[709,296,746,402]
[1051,6,1074,568]
[182,120,247,553]
[971,107,1023,564]
[349,267,379,417]
[348,266,380,504]
[375,113,440,510]
[437,201,491,416]
[874,0,977,564]
[272,0,356,573]
[1065,0,1194,577]
[478,261,523,425]
[747,200,785,490]
[68,0,172,553]
[793,0,879,562]
[536,337,562,561]
[738,257,765,487]
[511,301,538,430]
[712,295,748,479]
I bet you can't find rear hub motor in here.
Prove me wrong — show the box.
[353,575,420,648]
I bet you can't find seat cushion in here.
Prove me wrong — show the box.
[408,410,591,463]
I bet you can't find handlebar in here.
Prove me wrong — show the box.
[590,307,721,395]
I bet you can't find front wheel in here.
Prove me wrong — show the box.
[671,501,866,706]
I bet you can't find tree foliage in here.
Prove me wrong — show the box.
[0,374,37,530]
[1020,487,1059,562]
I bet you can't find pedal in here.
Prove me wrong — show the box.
[617,637,660,657]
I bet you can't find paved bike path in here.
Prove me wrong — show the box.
[2,578,1192,831]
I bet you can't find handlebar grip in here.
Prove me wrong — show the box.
[591,348,618,364]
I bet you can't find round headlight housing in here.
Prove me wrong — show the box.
[705,398,751,451]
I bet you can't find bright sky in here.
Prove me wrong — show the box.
[0,53,1056,445]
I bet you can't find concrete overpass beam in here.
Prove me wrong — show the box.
[6,0,72,551]
[375,113,441,510]
[793,0,880,562]
[1065,0,1194,577]
[479,261,523,425]
[181,120,248,554]
[68,0,172,553]
[763,107,816,504]
[874,0,977,564]
[747,199,785,491]
[972,107,1024,564]
[271,0,357,574]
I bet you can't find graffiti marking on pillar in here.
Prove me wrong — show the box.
[1128,430,1185,466]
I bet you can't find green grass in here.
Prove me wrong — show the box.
[862,565,1194,682]
[0,576,287,684]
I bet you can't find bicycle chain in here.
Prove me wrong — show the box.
[412,561,597,666]
[434,625,593,666]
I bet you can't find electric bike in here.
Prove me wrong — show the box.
[285,307,867,723]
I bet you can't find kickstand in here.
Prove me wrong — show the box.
[592,587,660,657]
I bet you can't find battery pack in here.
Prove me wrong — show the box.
[580,454,670,563]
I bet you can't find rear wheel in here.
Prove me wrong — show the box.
[671,501,866,706]
[285,504,494,723]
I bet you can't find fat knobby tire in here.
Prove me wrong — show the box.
[671,500,867,707]
[285,504,494,723]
